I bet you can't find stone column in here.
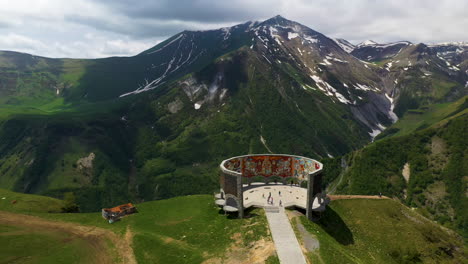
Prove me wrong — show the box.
[306,171,322,221]
[237,173,244,218]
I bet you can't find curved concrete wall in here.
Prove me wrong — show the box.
[220,154,322,180]
[219,154,323,219]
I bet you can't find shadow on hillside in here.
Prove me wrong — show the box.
[317,207,354,245]
[217,207,260,219]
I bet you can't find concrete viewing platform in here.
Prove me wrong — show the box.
[216,154,328,264]
[218,154,325,220]
[242,183,327,211]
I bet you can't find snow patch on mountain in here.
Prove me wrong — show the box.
[288,32,299,40]
[147,34,184,55]
[320,59,332,66]
[369,127,383,140]
[304,36,318,43]
[302,84,316,91]
[357,40,410,48]
[333,38,355,53]
[368,122,387,140]
[354,83,378,92]
[427,41,468,47]
[121,34,203,97]
[310,75,351,104]
[269,26,279,38]
[335,92,351,104]
[296,48,303,55]
[262,54,272,64]
[326,55,348,63]
[221,27,231,41]
[369,122,388,141]
[385,93,398,122]
[385,62,393,71]
[358,40,378,47]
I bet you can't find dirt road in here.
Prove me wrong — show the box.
[328,195,389,200]
[0,211,136,264]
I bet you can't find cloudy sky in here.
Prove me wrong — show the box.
[1,0,466,58]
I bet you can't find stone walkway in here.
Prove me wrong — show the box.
[265,206,307,264]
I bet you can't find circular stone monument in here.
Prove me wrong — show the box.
[215,154,329,221]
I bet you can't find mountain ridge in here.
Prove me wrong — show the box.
[0,15,466,217]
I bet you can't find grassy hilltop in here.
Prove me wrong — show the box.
[1,189,466,263]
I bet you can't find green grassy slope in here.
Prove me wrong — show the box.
[0,51,92,115]
[0,189,103,264]
[388,44,467,118]
[0,224,96,264]
[295,199,466,263]
[0,110,135,212]
[0,191,273,264]
[377,96,468,139]
[2,190,466,263]
[0,188,64,213]
[325,113,468,239]
[48,196,272,263]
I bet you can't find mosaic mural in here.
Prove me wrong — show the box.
[223,155,320,178]
[224,158,241,173]
[293,158,317,180]
[242,156,293,177]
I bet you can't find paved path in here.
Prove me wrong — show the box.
[265,206,307,264]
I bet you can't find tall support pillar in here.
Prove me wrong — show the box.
[306,171,323,221]
[237,172,244,219]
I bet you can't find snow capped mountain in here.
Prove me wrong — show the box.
[135,15,404,138]
[352,41,412,62]
[357,40,411,48]
[426,42,468,67]
[1,15,465,143]
[333,38,356,53]
[427,41,468,47]
[94,15,464,139]
[357,40,379,47]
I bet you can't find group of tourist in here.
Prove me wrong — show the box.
[263,192,283,207]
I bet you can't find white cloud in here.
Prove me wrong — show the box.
[0,33,48,54]
[0,0,466,58]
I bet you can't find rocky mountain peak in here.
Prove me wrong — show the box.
[358,40,379,47]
